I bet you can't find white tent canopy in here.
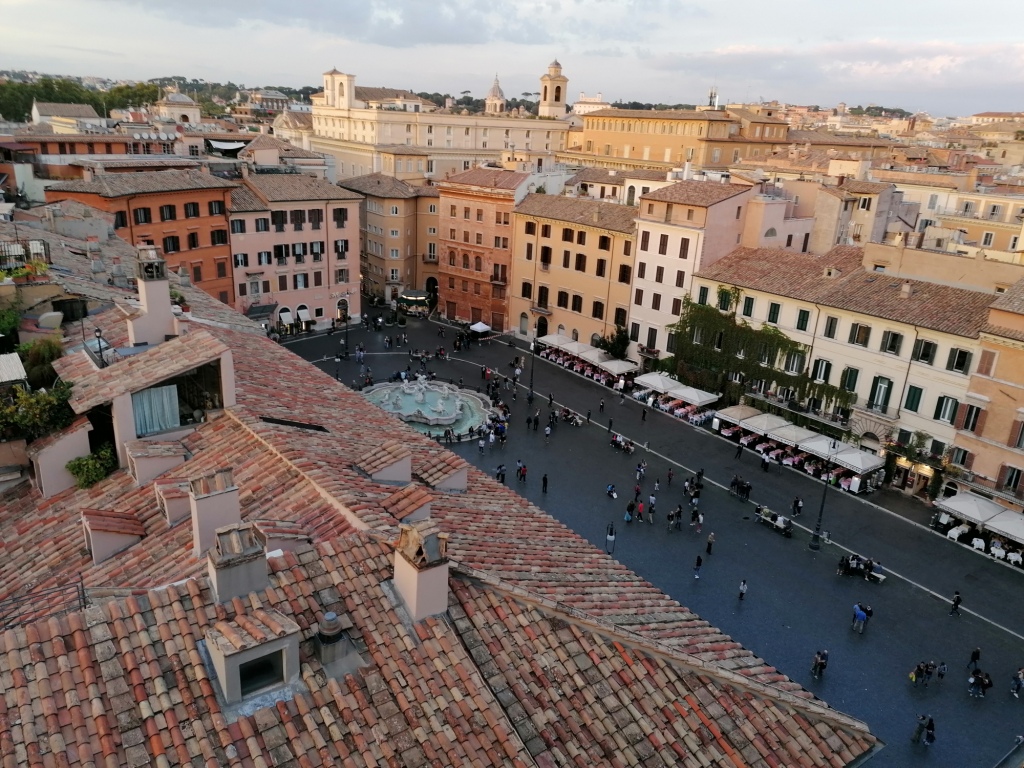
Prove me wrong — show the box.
[830,448,884,474]
[598,358,639,375]
[935,493,1006,526]
[797,434,843,459]
[666,384,719,407]
[715,405,762,425]
[469,321,491,333]
[560,341,594,356]
[767,424,819,447]
[982,509,1024,546]
[634,372,681,393]
[579,348,611,365]
[739,413,791,436]
[537,333,574,349]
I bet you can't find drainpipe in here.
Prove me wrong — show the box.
[894,325,920,422]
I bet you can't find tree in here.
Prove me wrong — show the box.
[18,338,63,389]
[595,326,630,360]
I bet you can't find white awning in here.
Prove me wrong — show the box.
[739,413,791,436]
[830,448,884,474]
[715,405,762,425]
[579,348,611,365]
[560,341,595,356]
[537,333,574,349]
[935,493,1006,526]
[470,321,491,333]
[666,384,718,407]
[0,353,28,385]
[279,310,294,325]
[296,308,312,322]
[597,358,639,375]
[209,140,247,151]
[982,509,1024,546]
[767,424,819,446]
[634,372,681,394]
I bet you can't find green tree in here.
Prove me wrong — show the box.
[595,325,630,360]
[18,337,63,389]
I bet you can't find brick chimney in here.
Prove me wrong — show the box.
[189,469,240,556]
[393,520,450,622]
[128,249,176,346]
[207,522,268,602]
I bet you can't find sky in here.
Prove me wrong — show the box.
[3,0,1024,116]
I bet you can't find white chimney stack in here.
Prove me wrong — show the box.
[189,469,240,557]
[393,520,450,622]
[207,522,268,603]
[128,250,176,346]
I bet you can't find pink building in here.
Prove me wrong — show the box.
[229,172,362,333]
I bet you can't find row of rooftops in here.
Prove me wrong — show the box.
[0,216,882,765]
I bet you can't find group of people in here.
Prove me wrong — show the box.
[728,475,752,501]
[837,554,883,580]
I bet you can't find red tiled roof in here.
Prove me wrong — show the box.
[514,193,638,234]
[415,452,468,487]
[440,168,531,190]
[380,484,433,520]
[640,180,750,207]
[47,169,238,198]
[82,508,146,536]
[356,438,410,476]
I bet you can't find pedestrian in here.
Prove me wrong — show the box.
[649,493,656,508]
[1011,667,1024,699]
[634,483,641,502]
[636,501,644,523]
[542,474,548,493]
[619,392,625,405]
[738,579,747,600]
[949,590,962,616]
[599,398,605,413]
[910,661,926,687]
[533,415,540,431]
[641,408,647,422]
[706,532,715,555]
[521,465,528,483]
[608,418,613,433]
[693,555,703,579]
[654,479,660,492]
[586,409,591,424]
[548,392,554,407]
[696,512,704,533]
[911,714,929,744]
[625,500,635,524]
[696,468,704,486]
[735,443,743,459]
[792,497,803,517]
[667,468,674,486]
[666,507,675,532]
[544,425,551,444]
[478,438,485,454]
[690,508,699,527]
[937,661,947,682]
[923,717,935,746]
[922,661,936,687]
[810,651,823,679]
[967,647,981,670]
[674,505,684,531]
[851,604,867,633]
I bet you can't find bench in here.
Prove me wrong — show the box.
[868,572,887,584]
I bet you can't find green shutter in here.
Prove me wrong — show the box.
[880,378,892,408]
[848,324,858,344]
[868,375,879,407]
[881,330,891,352]
[946,348,957,370]
[933,396,945,420]
[912,338,923,360]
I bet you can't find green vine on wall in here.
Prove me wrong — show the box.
[667,292,855,410]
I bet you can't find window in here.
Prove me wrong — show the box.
[391,270,400,283]
[216,261,227,279]
[909,338,937,365]
[521,281,532,300]
[162,236,180,254]
[474,256,482,272]
[230,219,246,234]
[258,251,271,266]
[783,351,804,374]
[614,307,627,325]
[651,294,662,311]
[192,265,203,283]
[598,235,611,251]
[858,197,872,211]
[767,302,780,324]
[562,228,574,242]
[179,201,197,219]
[133,207,152,225]
[796,309,810,331]
[946,348,972,374]
[525,221,537,235]
[881,330,903,356]
[717,291,731,311]
[541,224,551,238]
[274,244,288,265]
[867,376,892,414]
[637,262,646,279]
[592,301,604,320]
[476,209,484,222]
[278,275,288,292]
[450,205,457,217]
[697,286,709,305]
[562,250,570,269]
[951,447,970,466]
[209,200,225,216]
[823,316,838,339]
[571,294,583,313]
[811,359,832,383]
[557,291,569,308]
[309,209,322,230]
[576,231,586,245]
[390,206,399,215]
[982,232,994,247]
[654,266,664,283]
[786,234,793,247]
[311,241,324,261]
[293,242,308,261]
[475,233,483,245]
[840,367,859,392]
[678,238,689,260]
[596,259,606,277]
[113,211,127,229]
[233,253,249,268]
[187,232,200,250]
[741,296,754,317]
[575,253,587,272]
[904,385,923,412]
[962,404,982,432]
[331,207,348,228]
[634,288,644,306]
[646,328,658,349]
[618,264,631,283]
[390,229,400,238]
[848,323,871,347]
[934,395,959,423]
[334,239,349,256]
[640,231,650,251]
[658,234,669,255]
[629,323,640,342]
[160,204,177,222]
[624,241,631,257]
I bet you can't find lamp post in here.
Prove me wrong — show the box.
[344,291,351,359]
[528,321,537,400]
[808,438,838,551]
[94,328,106,368]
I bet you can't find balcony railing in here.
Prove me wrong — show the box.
[934,206,1020,226]
[0,239,52,270]
[539,261,550,271]
[489,274,507,285]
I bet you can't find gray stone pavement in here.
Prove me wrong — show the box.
[289,318,1024,767]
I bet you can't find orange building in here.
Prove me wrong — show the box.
[45,170,238,304]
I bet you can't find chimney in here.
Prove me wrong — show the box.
[315,611,357,666]
[128,249,176,346]
[177,264,192,288]
[592,209,600,224]
[109,258,128,289]
[189,468,240,556]
[393,520,450,622]
[207,522,268,602]
[900,280,913,299]
[683,161,692,180]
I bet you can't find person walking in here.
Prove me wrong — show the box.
[586,409,591,424]
[599,398,605,413]
[544,425,551,444]
[520,465,528,483]
[548,392,554,407]
[949,590,962,616]
[810,649,828,679]
[542,474,548,493]
[923,717,935,746]
[735,443,743,459]
[936,661,947,682]
[851,604,867,634]
[666,507,675,532]
[667,468,674,486]
[911,714,929,744]
[636,501,644,523]
[792,497,803,517]
[608,418,613,433]
[654,479,660,492]
[706,532,716,555]
[625,500,635,524]
[1011,668,1024,699]
[641,408,647,422]
[738,579,747,601]
[693,555,703,579]
[478,437,485,454]
[674,505,684,531]
[922,661,936,687]
[967,647,981,670]
[695,512,704,534]
[496,464,506,484]
[533,414,540,431]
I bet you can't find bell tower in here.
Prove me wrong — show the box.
[538,60,568,118]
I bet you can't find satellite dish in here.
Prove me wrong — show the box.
[133,133,141,140]
[159,132,167,140]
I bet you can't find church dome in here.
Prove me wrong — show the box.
[165,92,196,104]
[549,59,561,68]
[487,76,505,100]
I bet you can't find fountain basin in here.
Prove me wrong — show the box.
[364,380,494,435]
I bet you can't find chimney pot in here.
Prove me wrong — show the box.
[190,469,240,557]
[207,522,268,602]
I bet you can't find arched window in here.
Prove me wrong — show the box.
[448,251,456,266]
[336,298,349,320]
[764,227,777,238]
[519,312,529,334]
[554,86,561,102]
[542,86,548,101]
[462,254,470,269]
[338,82,345,100]
[474,256,482,272]
[591,333,602,346]
[571,329,579,341]
[557,324,566,335]
[626,186,636,206]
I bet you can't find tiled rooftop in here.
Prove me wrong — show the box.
[568,167,668,185]
[229,183,268,213]
[47,169,238,198]
[697,246,997,338]
[990,278,1024,314]
[238,133,325,160]
[440,168,531,190]
[840,180,893,194]
[338,172,422,199]
[586,108,733,121]
[787,130,892,148]
[641,179,750,207]
[33,101,100,118]
[514,193,638,234]
[242,173,363,203]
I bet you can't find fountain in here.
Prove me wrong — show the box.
[364,379,494,434]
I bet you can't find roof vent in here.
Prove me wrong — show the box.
[900,280,913,298]
[381,484,433,523]
[155,478,191,526]
[82,508,145,565]
[415,454,468,492]
[125,439,186,486]
[205,608,300,704]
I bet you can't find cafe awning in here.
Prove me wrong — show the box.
[537,333,574,349]
[715,405,762,425]
[830,448,884,474]
[560,341,594,356]
[666,384,718,407]
[598,358,639,375]
[739,413,791,436]
[296,308,312,323]
[244,302,277,321]
[278,310,294,326]
[635,372,681,394]
[982,509,1024,546]
[767,424,819,446]
[935,493,1006,526]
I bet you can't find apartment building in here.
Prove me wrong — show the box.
[809,179,918,253]
[227,172,362,331]
[303,65,570,181]
[509,195,636,342]
[45,169,237,304]
[692,246,994,493]
[929,190,1024,253]
[437,167,572,330]
[629,180,756,363]
[337,172,440,300]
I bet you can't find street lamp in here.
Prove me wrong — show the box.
[344,291,351,359]
[94,328,106,368]
[808,438,838,551]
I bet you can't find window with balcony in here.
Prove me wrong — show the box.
[646,328,658,349]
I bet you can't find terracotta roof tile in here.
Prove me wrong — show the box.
[440,168,531,190]
[338,173,422,199]
[230,184,268,213]
[514,194,637,234]
[238,133,325,159]
[380,484,433,520]
[640,180,750,207]
[25,416,91,458]
[81,508,146,536]
[33,101,100,118]
[356,438,411,477]
[47,169,238,198]
[207,608,300,653]
[415,452,469,488]
[991,278,1024,314]
[242,173,362,203]
[840,180,892,194]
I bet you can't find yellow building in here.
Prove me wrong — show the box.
[509,195,636,342]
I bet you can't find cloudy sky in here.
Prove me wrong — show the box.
[4,0,1023,116]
